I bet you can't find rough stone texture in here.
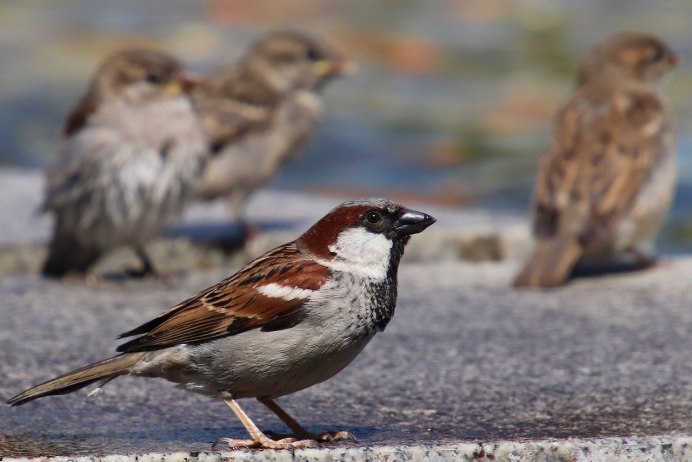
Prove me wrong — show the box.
[1,168,691,461]
[3,438,692,462]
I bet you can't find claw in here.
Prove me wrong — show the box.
[213,435,316,450]
[317,430,357,443]
[212,437,258,450]
[262,429,355,445]
[217,396,350,450]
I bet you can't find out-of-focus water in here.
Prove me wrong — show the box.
[1,0,691,252]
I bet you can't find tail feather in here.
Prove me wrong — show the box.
[7,353,143,406]
[42,227,103,278]
[513,234,583,288]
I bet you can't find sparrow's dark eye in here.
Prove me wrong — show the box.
[366,211,382,224]
[363,210,388,233]
[306,47,322,62]
[145,73,163,84]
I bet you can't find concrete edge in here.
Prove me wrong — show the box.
[2,437,690,462]
[0,226,533,277]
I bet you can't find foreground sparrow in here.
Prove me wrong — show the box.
[8,199,435,450]
[42,49,207,278]
[193,30,353,219]
[513,32,678,288]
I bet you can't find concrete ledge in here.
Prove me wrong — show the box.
[0,227,529,276]
[3,260,692,459]
[0,168,531,276]
[3,438,691,462]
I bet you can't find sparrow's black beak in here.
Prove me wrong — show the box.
[392,208,436,237]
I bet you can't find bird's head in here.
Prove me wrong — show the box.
[297,198,435,279]
[245,30,355,93]
[578,32,678,87]
[91,49,198,104]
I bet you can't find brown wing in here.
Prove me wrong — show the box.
[533,84,673,242]
[116,242,331,353]
[42,148,109,212]
[63,100,95,136]
[192,66,280,152]
[62,88,99,137]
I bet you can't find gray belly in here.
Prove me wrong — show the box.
[134,324,374,399]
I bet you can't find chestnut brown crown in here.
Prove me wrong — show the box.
[297,199,436,260]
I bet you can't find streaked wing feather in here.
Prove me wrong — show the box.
[193,67,280,151]
[43,136,118,212]
[533,86,669,241]
[116,242,331,352]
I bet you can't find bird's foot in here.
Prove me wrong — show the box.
[633,255,658,271]
[213,435,316,450]
[266,429,356,443]
[123,265,158,279]
[314,430,357,442]
[123,245,160,279]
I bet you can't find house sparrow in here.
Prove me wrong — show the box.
[8,199,435,449]
[192,30,354,220]
[513,32,678,288]
[41,48,208,278]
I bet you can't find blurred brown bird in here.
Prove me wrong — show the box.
[513,32,678,288]
[192,30,354,220]
[42,49,207,278]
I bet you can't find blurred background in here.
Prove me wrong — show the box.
[2,0,692,253]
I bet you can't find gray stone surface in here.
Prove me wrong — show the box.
[1,168,691,461]
[2,257,692,460]
[3,439,692,462]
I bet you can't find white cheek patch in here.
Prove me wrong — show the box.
[257,283,314,301]
[322,227,392,280]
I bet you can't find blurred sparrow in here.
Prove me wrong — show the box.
[42,49,207,277]
[8,199,435,449]
[514,33,678,288]
[192,30,354,220]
